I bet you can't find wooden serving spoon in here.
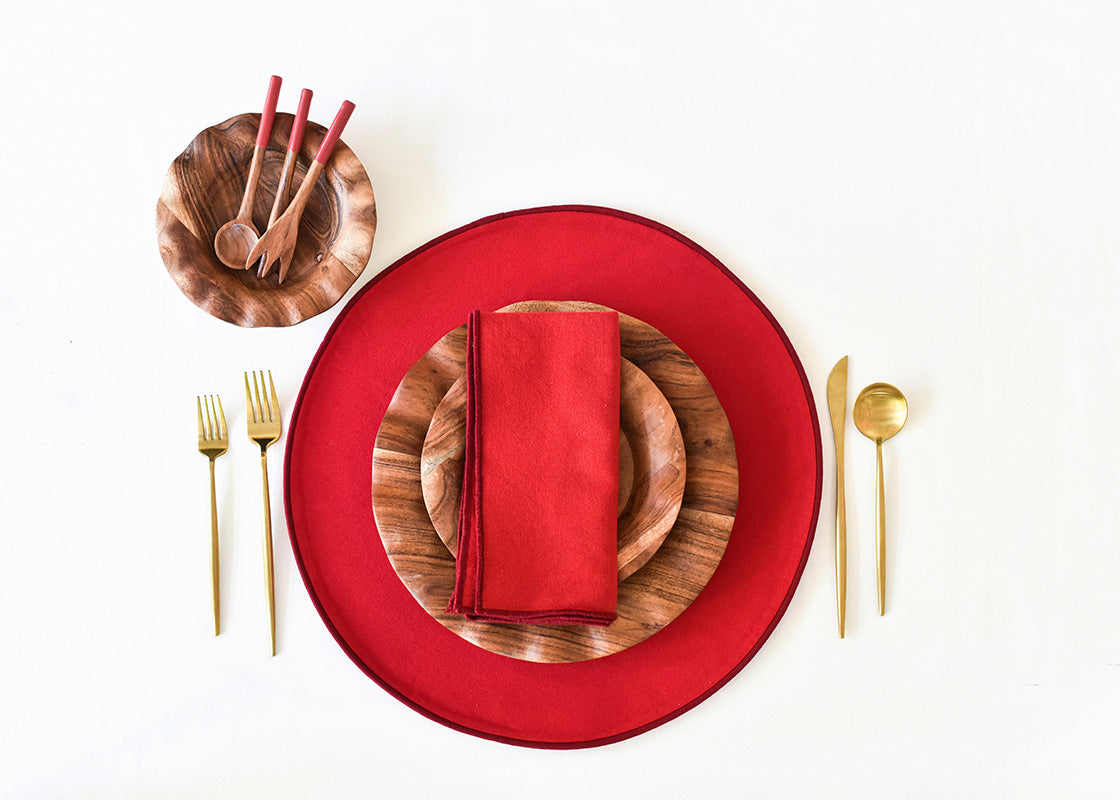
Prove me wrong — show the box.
[213,75,282,269]
[250,100,355,283]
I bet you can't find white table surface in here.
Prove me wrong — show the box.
[3,1,1118,797]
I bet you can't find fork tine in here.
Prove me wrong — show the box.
[244,372,255,423]
[257,252,273,279]
[267,371,279,423]
[216,395,227,439]
[253,371,264,422]
[197,396,205,439]
[205,396,215,440]
[262,371,272,421]
[248,234,276,274]
[246,235,266,268]
[259,370,271,421]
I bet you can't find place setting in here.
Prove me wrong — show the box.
[160,75,909,748]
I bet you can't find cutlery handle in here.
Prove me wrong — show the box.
[313,100,356,165]
[267,149,298,231]
[237,76,283,224]
[835,456,846,637]
[876,441,886,615]
[257,75,283,148]
[260,451,276,656]
[289,88,313,153]
[282,158,326,223]
[267,89,314,230]
[209,458,220,636]
[237,144,267,223]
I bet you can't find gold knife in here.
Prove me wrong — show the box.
[826,357,848,638]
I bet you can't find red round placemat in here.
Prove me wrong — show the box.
[284,206,822,748]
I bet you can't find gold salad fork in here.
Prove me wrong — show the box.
[197,395,228,636]
[245,371,282,656]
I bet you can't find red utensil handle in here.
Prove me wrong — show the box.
[256,75,283,148]
[289,88,313,153]
[314,100,356,165]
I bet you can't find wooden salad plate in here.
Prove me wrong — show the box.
[156,112,376,327]
[371,301,739,663]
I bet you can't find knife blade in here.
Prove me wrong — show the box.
[826,356,848,638]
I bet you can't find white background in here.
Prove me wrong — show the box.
[2,1,1118,797]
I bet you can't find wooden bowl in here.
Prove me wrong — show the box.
[155,112,376,327]
[420,358,686,581]
[371,301,738,663]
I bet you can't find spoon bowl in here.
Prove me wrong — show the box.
[852,381,907,616]
[852,382,907,443]
[213,219,260,268]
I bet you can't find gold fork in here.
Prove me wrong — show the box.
[245,371,282,656]
[196,395,228,636]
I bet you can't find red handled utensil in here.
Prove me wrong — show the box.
[263,88,313,239]
[214,75,282,269]
[251,100,355,283]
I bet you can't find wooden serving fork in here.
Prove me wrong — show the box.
[249,100,356,283]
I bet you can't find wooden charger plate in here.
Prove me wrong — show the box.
[371,301,738,663]
[156,112,377,327]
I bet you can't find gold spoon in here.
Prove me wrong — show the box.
[852,382,907,616]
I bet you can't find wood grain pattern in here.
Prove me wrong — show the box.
[156,112,376,327]
[420,357,686,581]
[371,302,738,663]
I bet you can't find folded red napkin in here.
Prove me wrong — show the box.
[447,310,620,626]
